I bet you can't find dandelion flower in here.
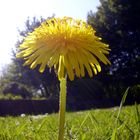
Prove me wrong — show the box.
[16,17,110,81]
[16,17,111,140]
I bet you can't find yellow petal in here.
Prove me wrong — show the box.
[68,52,80,77]
[64,55,74,80]
[76,51,85,77]
[90,63,97,75]
[58,55,65,80]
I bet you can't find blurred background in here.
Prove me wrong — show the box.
[0,0,140,115]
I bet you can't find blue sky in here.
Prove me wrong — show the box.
[0,0,100,71]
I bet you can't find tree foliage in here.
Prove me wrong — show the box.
[87,0,140,87]
[12,15,59,98]
[1,2,139,105]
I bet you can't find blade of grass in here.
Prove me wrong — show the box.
[134,102,140,132]
[36,116,48,133]
[12,122,27,139]
[117,117,134,136]
[79,112,90,129]
[116,87,129,122]
[74,112,90,138]
[89,112,99,125]
[89,112,100,133]
[111,87,129,140]
[111,128,117,140]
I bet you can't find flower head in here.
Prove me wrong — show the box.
[16,17,110,80]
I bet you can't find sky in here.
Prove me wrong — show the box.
[0,0,100,71]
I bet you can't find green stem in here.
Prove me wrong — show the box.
[58,77,67,140]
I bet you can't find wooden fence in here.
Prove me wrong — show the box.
[0,99,59,116]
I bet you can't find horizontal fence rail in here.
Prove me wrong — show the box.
[0,99,59,116]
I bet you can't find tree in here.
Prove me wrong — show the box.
[12,15,59,98]
[87,0,140,89]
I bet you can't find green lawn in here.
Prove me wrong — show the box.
[0,104,140,140]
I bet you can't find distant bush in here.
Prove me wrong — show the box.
[0,93,22,100]
[130,84,140,99]
[2,82,32,99]
[126,84,140,104]
[0,93,48,100]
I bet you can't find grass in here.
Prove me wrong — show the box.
[0,88,139,140]
[0,104,140,140]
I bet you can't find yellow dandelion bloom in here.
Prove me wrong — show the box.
[16,17,111,80]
